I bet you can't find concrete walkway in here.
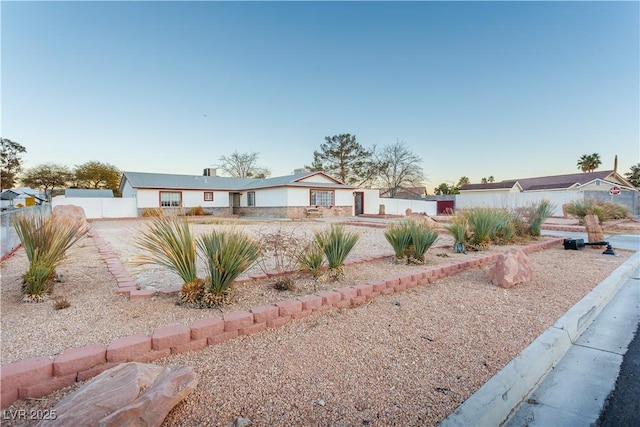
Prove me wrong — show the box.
[441,233,640,427]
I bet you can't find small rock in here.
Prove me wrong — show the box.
[316,399,325,406]
[234,417,252,427]
[393,301,401,306]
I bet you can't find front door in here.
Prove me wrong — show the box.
[229,192,241,214]
[354,192,364,215]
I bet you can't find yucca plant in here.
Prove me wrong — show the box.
[525,199,556,237]
[314,224,359,280]
[133,215,201,305]
[463,207,503,249]
[197,229,260,306]
[384,221,413,261]
[409,222,439,263]
[444,216,469,253]
[297,240,325,288]
[13,213,88,302]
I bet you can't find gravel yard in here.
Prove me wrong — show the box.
[0,217,634,426]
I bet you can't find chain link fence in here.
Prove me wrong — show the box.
[0,205,52,259]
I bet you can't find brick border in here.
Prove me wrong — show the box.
[0,237,564,408]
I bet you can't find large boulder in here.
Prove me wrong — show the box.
[51,204,88,229]
[489,249,532,289]
[37,362,198,427]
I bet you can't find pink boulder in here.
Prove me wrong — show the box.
[489,249,532,288]
[52,204,88,229]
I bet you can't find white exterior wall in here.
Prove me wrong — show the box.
[134,189,228,208]
[248,188,289,207]
[52,196,137,219]
[362,189,381,215]
[455,191,584,217]
[380,198,438,216]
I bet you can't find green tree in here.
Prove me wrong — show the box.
[374,140,425,198]
[434,183,459,195]
[218,151,271,178]
[577,153,602,173]
[21,163,73,201]
[624,163,640,188]
[308,133,377,186]
[1,138,27,189]
[480,176,495,184]
[74,161,121,192]
[457,176,470,187]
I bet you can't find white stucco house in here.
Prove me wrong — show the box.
[119,170,381,219]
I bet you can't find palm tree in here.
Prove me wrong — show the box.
[577,153,602,173]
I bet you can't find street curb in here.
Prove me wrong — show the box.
[440,251,640,427]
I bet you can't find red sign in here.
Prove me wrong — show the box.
[609,186,621,196]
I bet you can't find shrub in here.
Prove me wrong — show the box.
[197,230,260,306]
[463,207,503,249]
[524,199,556,237]
[188,206,205,216]
[133,215,199,284]
[314,224,359,279]
[444,216,469,253]
[565,199,629,223]
[256,227,303,287]
[385,219,438,263]
[142,208,164,217]
[297,239,325,286]
[13,213,88,302]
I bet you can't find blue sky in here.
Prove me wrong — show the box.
[2,1,638,191]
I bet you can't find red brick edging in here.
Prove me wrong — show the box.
[0,237,564,408]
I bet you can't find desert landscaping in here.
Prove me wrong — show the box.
[0,216,636,426]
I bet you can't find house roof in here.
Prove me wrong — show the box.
[459,180,520,191]
[120,171,355,193]
[0,190,20,200]
[460,170,634,192]
[65,189,114,198]
[380,186,427,198]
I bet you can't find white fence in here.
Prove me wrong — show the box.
[52,196,138,219]
[379,198,438,216]
[1,204,52,259]
[455,191,585,217]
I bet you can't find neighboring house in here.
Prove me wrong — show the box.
[119,170,380,218]
[65,189,114,198]
[0,187,47,210]
[459,171,635,193]
[380,186,427,199]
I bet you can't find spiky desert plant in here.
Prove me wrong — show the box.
[133,215,199,293]
[409,221,439,263]
[314,224,359,279]
[525,199,556,237]
[444,215,469,253]
[384,221,413,261]
[463,207,503,249]
[297,239,325,287]
[197,229,260,306]
[13,213,88,302]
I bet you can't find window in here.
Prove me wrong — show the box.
[310,190,334,206]
[247,191,256,207]
[160,191,181,207]
[204,191,214,201]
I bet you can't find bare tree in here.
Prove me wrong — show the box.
[374,140,425,198]
[218,151,271,178]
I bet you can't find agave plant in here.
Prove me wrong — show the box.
[13,213,88,302]
[384,222,413,261]
[197,229,260,306]
[463,207,503,249]
[409,222,439,263]
[314,224,359,279]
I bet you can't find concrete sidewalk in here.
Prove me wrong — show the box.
[441,236,640,427]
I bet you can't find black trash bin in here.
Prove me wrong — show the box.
[563,238,585,250]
